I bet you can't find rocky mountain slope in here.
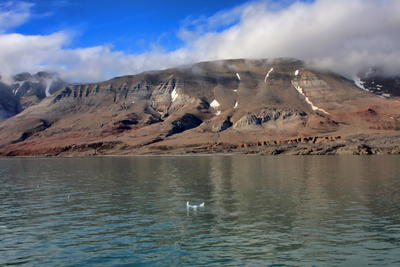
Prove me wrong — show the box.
[0,58,399,156]
[0,72,67,122]
[355,68,400,99]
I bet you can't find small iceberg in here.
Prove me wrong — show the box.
[187,201,204,209]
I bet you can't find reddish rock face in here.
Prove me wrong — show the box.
[0,58,400,156]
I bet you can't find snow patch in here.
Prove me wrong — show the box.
[264,68,274,83]
[211,99,221,115]
[210,99,220,109]
[14,81,25,95]
[353,77,368,91]
[233,89,237,92]
[234,101,238,108]
[295,70,299,76]
[382,93,391,98]
[292,81,329,114]
[236,73,241,81]
[171,88,179,102]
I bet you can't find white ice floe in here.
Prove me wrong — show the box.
[264,68,274,83]
[292,81,329,114]
[236,73,241,81]
[187,201,204,209]
[234,101,238,108]
[171,88,179,102]
[295,70,299,76]
[210,99,220,109]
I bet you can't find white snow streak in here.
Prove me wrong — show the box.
[234,101,238,108]
[295,70,299,76]
[14,81,25,95]
[171,88,179,102]
[264,68,274,83]
[292,81,329,114]
[236,73,241,81]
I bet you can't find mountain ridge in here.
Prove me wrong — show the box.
[0,58,399,156]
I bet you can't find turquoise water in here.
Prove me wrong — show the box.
[1,156,400,266]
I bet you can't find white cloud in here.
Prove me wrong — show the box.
[183,0,400,77]
[0,1,33,33]
[1,0,400,84]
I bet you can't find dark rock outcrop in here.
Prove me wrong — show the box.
[167,114,203,137]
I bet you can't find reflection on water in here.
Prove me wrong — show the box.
[1,156,400,266]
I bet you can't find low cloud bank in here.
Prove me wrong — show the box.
[1,0,400,83]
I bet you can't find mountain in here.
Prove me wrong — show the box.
[0,58,399,156]
[0,72,68,122]
[0,82,21,122]
[355,68,400,99]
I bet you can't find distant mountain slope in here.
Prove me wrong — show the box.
[0,72,68,122]
[354,68,400,98]
[0,58,399,156]
[0,82,21,122]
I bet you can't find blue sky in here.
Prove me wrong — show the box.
[10,0,305,53]
[15,0,253,53]
[1,0,400,83]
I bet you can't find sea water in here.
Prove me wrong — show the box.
[1,155,400,266]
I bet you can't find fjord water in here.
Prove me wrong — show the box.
[1,156,400,266]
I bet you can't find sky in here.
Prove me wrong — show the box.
[0,0,400,83]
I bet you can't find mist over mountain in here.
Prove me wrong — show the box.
[355,68,400,99]
[0,72,68,122]
[1,0,400,84]
[0,58,399,157]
